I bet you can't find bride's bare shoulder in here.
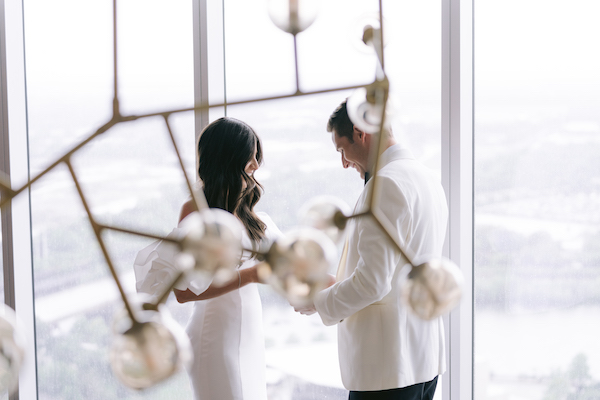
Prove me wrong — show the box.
[179,199,197,223]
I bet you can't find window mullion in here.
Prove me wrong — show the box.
[193,0,210,142]
[0,0,38,399]
[441,0,474,399]
[193,0,226,147]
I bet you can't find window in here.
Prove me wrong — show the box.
[23,0,196,398]
[474,1,600,399]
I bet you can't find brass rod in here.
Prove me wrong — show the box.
[346,210,371,221]
[1,82,366,210]
[371,207,416,266]
[367,87,389,210]
[127,83,368,121]
[242,246,267,259]
[0,173,15,198]
[365,133,381,209]
[366,5,388,209]
[162,115,209,211]
[0,119,118,209]
[97,223,181,246]
[65,159,138,323]
[378,0,385,70]
[153,270,186,307]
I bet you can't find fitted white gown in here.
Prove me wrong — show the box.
[133,211,281,400]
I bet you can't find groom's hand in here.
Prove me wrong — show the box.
[293,274,336,315]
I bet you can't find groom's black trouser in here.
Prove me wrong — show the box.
[348,376,438,400]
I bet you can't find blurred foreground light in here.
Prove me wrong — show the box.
[267,0,319,35]
[261,228,336,307]
[347,79,394,135]
[299,196,351,244]
[348,15,390,60]
[110,300,192,390]
[400,258,463,320]
[0,305,26,395]
[176,208,243,286]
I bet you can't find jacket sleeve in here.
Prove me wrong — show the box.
[314,176,410,326]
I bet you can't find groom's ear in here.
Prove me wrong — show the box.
[353,126,366,143]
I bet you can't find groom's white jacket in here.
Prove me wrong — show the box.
[314,145,448,391]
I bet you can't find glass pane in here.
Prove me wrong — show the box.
[474,1,600,399]
[23,0,195,398]
[224,0,441,398]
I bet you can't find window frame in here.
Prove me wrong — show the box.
[1,0,38,399]
[441,0,474,399]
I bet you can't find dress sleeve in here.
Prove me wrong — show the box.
[133,221,212,302]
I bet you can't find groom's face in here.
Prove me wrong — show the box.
[332,128,370,179]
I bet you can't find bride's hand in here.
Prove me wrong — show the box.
[294,304,316,315]
[253,261,273,284]
[326,273,336,287]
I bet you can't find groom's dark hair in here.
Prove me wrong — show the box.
[327,99,355,143]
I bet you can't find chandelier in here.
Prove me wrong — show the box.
[0,0,463,393]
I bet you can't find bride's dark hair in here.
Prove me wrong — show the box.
[197,117,266,242]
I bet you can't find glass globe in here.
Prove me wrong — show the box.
[110,302,192,390]
[0,305,26,395]
[176,208,244,286]
[348,14,391,56]
[264,227,337,307]
[346,81,393,135]
[299,196,351,244]
[267,0,319,35]
[399,258,464,320]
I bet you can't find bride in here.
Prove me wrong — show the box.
[133,117,280,399]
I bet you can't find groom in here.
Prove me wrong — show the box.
[297,100,448,400]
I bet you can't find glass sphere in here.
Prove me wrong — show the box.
[267,0,319,35]
[264,228,337,307]
[0,305,26,395]
[299,196,351,244]
[110,302,192,390]
[347,82,393,134]
[348,14,391,55]
[399,258,464,320]
[176,208,244,286]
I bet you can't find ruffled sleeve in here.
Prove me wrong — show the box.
[133,221,212,303]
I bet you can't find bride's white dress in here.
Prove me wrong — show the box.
[133,211,281,400]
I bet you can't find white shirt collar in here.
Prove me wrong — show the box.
[377,144,415,169]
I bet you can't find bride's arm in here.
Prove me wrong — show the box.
[174,265,259,303]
